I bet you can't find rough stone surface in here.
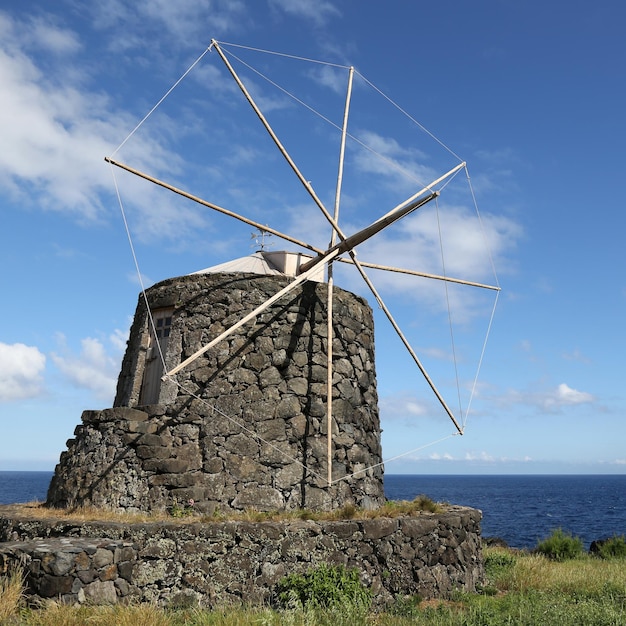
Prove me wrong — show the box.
[0,506,484,607]
[46,273,384,513]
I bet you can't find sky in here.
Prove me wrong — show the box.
[1,0,624,475]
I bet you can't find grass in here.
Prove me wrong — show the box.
[0,568,24,623]
[2,545,626,625]
[2,495,444,525]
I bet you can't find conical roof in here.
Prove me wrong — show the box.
[192,250,325,282]
[192,251,283,276]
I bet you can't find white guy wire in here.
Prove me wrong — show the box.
[216,40,351,69]
[355,70,465,163]
[108,163,167,369]
[434,195,464,420]
[111,45,213,157]
[219,47,451,190]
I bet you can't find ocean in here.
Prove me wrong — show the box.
[1,472,624,550]
[385,474,626,549]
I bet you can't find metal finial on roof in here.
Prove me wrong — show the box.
[251,229,273,251]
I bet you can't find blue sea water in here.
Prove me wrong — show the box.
[1,472,625,549]
[0,471,52,506]
[385,474,626,549]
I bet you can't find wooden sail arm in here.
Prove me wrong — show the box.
[104,157,324,256]
[347,251,465,435]
[335,257,501,292]
[211,40,350,247]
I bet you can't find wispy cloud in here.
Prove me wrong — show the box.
[90,0,247,50]
[380,394,431,421]
[498,382,595,413]
[268,0,340,27]
[308,65,349,95]
[351,129,434,191]
[562,349,592,364]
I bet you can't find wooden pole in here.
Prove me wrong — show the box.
[104,157,323,256]
[334,258,500,291]
[211,40,350,245]
[326,66,354,486]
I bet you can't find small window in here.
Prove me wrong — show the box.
[155,315,173,339]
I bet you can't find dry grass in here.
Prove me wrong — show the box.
[3,496,446,527]
[3,502,175,525]
[0,568,24,622]
[16,603,175,626]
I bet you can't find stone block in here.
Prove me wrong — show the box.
[35,574,74,598]
[361,517,398,539]
[98,564,118,581]
[84,579,117,604]
[92,548,114,568]
[231,485,284,511]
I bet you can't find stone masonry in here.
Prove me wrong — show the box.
[47,273,385,513]
[0,506,484,607]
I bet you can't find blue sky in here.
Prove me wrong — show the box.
[1,0,624,475]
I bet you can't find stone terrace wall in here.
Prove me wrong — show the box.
[47,274,384,514]
[0,507,483,607]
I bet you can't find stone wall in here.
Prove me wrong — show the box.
[47,273,385,513]
[0,506,484,607]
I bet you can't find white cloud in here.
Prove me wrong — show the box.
[110,327,131,353]
[562,349,592,364]
[0,343,46,402]
[27,16,82,55]
[0,15,140,215]
[337,205,515,319]
[464,450,495,462]
[380,394,430,420]
[0,11,212,244]
[51,336,121,402]
[269,0,340,27]
[429,452,454,461]
[552,383,594,406]
[499,382,595,413]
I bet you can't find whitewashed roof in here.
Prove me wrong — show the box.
[192,252,283,276]
[191,251,325,282]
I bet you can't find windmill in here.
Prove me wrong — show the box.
[105,40,500,491]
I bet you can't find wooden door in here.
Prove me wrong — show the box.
[139,308,173,405]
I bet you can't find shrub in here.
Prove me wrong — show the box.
[593,534,626,560]
[484,549,517,577]
[535,528,584,561]
[275,563,371,611]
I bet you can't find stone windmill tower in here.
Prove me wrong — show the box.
[47,40,499,514]
[47,250,386,513]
